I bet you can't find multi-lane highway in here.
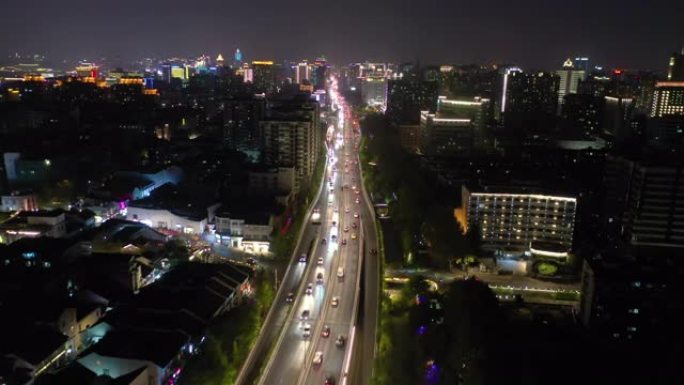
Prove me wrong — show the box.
[237,76,379,385]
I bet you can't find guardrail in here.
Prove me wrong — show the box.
[356,136,382,371]
[339,222,365,385]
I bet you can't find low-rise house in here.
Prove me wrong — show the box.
[77,329,189,385]
[0,210,66,244]
[1,190,38,212]
[214,204,275,253]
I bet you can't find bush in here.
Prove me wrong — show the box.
[536,262,559,276]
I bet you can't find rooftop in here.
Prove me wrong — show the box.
[88,329,188,367]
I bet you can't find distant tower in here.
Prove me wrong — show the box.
[235,49,243,63]
[667,48,684,81]
[216,53,225,67]
[556,58,586,110]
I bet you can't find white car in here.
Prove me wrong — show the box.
[317,257,324,265]
[354,212,359,218]
[303,323,311,338]
[313,351,323,365]
[331,297,339,307]
[306,283,313,295]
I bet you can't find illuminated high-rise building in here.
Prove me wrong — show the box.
[216,53,225,67]
[499,67,522,114]
[313,57,327,90]
[235,49,243,63]
[556,58,586,109]
[461,185,577,253]
[419,96,490,156]
[259,100,321,189]
[667,48,684,81]
[252,61,277,93]
[295,61,311,84]
[650,81,684,117]
[503,71,559,132]
[573,56,590,73]
[361,76,387,108]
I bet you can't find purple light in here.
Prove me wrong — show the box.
[119,201,126,210]
[425,361,440,384]
[417,325,427,336]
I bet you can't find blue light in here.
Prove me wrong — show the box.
[22,252,36,260]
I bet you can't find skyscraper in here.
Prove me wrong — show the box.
[573,57,590,73]
[667,48,684,81]
[503,71,559,133]
[386,76,439,124]
[500,67,522,114]
[556,58,586,110]
[259,99,321,189]
[295,62,310,84]
[361,76,387,109]
[313,58,327,90]
[252,61,277,94]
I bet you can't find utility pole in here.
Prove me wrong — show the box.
[274,268,278,290]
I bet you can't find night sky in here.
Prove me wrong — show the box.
[1,0,682,70]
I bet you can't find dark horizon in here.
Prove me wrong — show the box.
[1,0,682,71]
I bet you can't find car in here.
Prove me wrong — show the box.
[335,335,345,347]
[352,222,357,229]
[286,292,294,303]
[331,297,339,307]
[322,325,331,338]
[351,233,357,240]
[246,257,257,265]
[306,283,313,295]
[301,310,310,320]
[316,272,324,284]
[345,207,350,213]
[321,238,327,244]
[324,376,336,385]
[337,267,344,278]
[332,221,337,227]
[331,234,337,241]
[343,226,349,232]
[354,212,359,218]
[317,257,324,265]
[313,351,323,365]
[303,323,311,338]
[355,198,360,204]
[299,254,307,263]
[341,239,347,246]
[371,248,378,255]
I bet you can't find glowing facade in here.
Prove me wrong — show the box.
[462,186,577,251]
[650,81,684,117]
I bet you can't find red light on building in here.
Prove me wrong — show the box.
[613,69,623,76]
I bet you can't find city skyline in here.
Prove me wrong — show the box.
[1,0,682,70]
